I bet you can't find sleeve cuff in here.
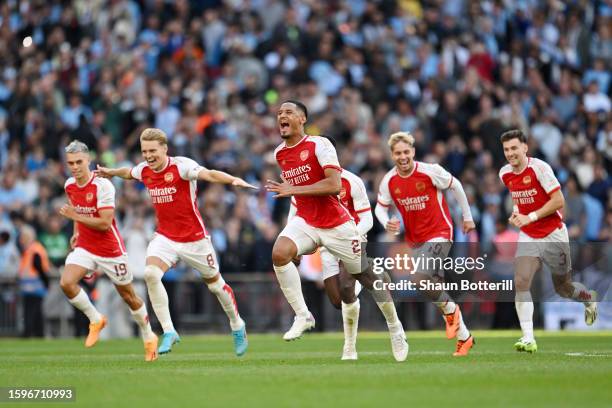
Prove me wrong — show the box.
[355,207,371,214]
[322,165,342,172]
[377,199,390,207]
[546,185,561,196]
[98,206,115,211]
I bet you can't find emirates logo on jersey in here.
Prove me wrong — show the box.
[416,182,426,192]
[164,173,174,183]
[300,150,309,161]
[339,187,347,200]
[85,192,94,202]
[523,176,531,185]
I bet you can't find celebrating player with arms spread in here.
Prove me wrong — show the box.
[267,101,408,362]
[97,128,255,357]
[499,129,597,353]
[59,140,158,361]
[375,132,475,356]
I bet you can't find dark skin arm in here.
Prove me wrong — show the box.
[265,168,341,198]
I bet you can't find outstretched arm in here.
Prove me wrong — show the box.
[97,165,133,180]
[197,168,257,189]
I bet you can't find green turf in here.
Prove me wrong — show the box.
[1,330,611,408]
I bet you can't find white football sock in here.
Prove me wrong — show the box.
[457,309,470,341]
[273,262,309,318]
[515,291,534,342]
[354,280,362,297]
[342,299,360,348]
[434,291,457,315]
[68,288,102,323]
[376,301,401,330]
[144,265,175,333]
[208,277,244,331]
[129,304,155,341]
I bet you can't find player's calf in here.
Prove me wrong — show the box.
[206,275,245,331]
[323,276,342,310]
[115,283,143,310]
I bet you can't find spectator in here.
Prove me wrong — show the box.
[0,0,607,280]
[18,224,49,338]
[0,230,19,278]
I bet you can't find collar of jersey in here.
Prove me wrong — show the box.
[150,157,171,173]
[75,172,94,188]
[511,157,531,175]
[283,134,308,149]
[396,161,418,178]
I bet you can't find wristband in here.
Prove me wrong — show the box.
[528,212,538,222]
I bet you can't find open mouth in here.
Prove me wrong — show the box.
[279,121,290,131]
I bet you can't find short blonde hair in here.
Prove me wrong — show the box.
[388,132,415,150]
[140,128,168,146]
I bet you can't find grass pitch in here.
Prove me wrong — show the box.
[1,330,611,407]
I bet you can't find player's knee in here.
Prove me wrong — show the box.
[59,277,77,295]
[144,265,164,285]
[514,275,531,291]
[272,245,294,266]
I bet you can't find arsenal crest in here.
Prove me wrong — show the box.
[394,188,401,195]
[85,192,94,202]
[416,182,426,192]
[523,176,531,185]
[164,172,174,183]
[300,150,309,161]
[339,188,347,200]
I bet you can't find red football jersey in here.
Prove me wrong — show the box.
[275,135,352,228]
[338,169,371,225]
[377,162,454,245]
[131,156,208,243]
[291,169,371,226]
[499,157,563,238]
[65,175,126,257]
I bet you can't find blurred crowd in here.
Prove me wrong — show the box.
[0,0,610,289]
